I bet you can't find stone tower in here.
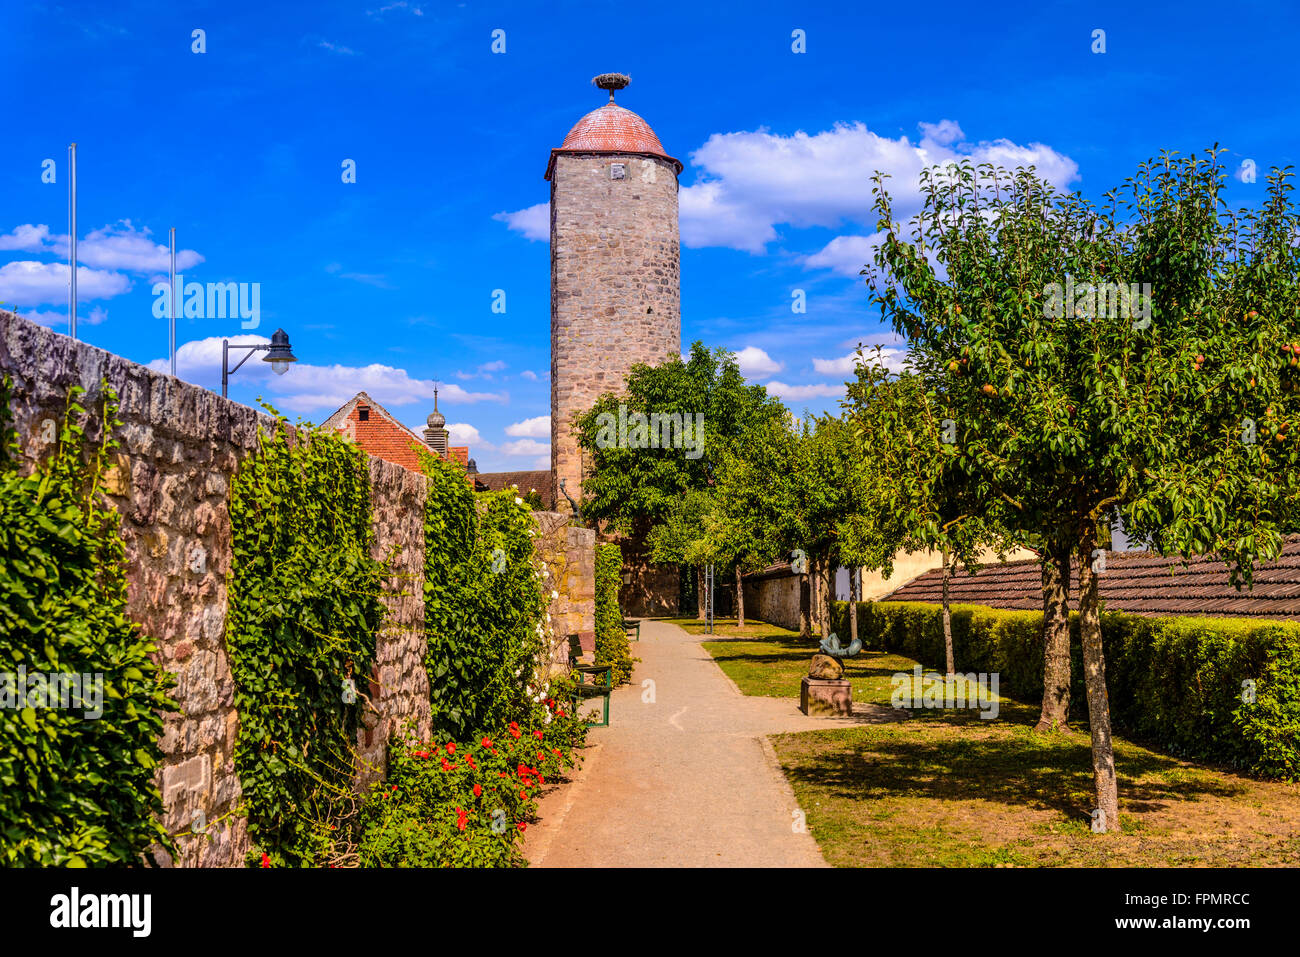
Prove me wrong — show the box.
[548,73,682,511]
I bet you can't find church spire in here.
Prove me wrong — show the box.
[424,384,448,455]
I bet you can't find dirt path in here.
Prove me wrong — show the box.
[524,618,896,867]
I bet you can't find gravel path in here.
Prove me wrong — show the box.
[524,618,900,867]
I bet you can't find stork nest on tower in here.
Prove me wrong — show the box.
[592,73,631,99]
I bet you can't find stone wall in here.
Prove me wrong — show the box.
[533,511,596,663]
[0,310,591,866]
[743,571,805,632]
[549,151,682,511]
[613,530,680,618]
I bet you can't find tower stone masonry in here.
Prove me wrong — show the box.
[548,73,682,511]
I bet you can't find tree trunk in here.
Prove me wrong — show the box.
[798,566,810,638]
[1077,527,1119,833]
[1036,541,1073,733]
[941,550,955,676]
[809,556,820,636]
[735,565,745,629]
[849,565,860,645]
[696,564,706,620]
[819,558,831,638]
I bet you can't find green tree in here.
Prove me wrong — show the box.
[576,342,785,617]
[869,151,1300,829]
[843,349,1017,675]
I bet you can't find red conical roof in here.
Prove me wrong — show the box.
[545,102,681,180]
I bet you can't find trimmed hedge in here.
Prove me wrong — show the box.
[594,543,633,685]
[833,600,1300,780]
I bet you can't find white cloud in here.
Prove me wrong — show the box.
[0,261,131,305]
[0,220,204,275]
[804,233,885,278]
[678,121,1079,253]
[317,39,357,55]
[500,438,549,456]
[368,1,424,16]
[456,359,509,380]
[505,415,550,438]
[733,345,783,378]
[13,305,109,327]
[811,346,907,377]
[0,224,55,251]
[447,422,481,444]
[520,369,539,381]
[494,203,549,242]
[325,262,390,288]
[765,380,846,402]
[147,335,508,414]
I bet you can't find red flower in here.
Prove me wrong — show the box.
[536,751,544,761]
[473,783,482,797]
[517,822,527,832]
[481,737,493,749]
[441,758,452,772]
[465,754,477,770]
[456,807,468,832]
[557,710,566,718]
[260,852,271,868]
[519,789,527,800]
[508,722,521,739]
[552,748,562,758]
[446,742,456,755]
[533,729,544,740]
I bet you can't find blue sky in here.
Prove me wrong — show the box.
[2,0,1294,471]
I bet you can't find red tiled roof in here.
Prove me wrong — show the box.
[882,538,1300,620]
[474,470,553,508]
[321,392,469,476]
[545,103,681,180]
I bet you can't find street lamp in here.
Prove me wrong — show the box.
[222,328,297,398]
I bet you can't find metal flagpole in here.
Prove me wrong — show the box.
[705,564,714,634]
[169,228,176,375]
[68,143,77,340]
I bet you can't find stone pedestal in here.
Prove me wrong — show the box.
[800,676,852,716]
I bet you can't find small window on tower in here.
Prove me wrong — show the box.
[610,163,626,180]
[359,407,370,422]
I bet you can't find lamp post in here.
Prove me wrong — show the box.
[221,328,297,398]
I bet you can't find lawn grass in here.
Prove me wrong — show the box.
[686,615,1300,867]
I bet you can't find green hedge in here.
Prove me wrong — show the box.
[594,543,633,685]
[833,599,1300,780]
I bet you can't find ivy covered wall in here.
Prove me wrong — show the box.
[0,310,591,866]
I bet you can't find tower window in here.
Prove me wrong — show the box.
[610,163,625,180]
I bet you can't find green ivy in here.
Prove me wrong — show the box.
[595,543,633,685]
[421,457,549,740]
[0,377,176,866]
[226,408,386,867]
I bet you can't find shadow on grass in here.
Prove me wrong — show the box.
[777,721,1248,823]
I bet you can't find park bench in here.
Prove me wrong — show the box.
[623,617,640,641]
[567,634,612,727]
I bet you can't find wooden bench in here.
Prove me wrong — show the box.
[623,617,641,641]
[567,634,612,727]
